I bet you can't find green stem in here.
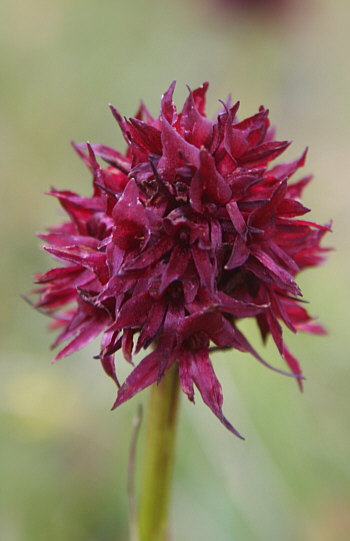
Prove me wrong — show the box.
[138,362,181,541]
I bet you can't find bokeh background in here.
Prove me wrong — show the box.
[1,0,349,540]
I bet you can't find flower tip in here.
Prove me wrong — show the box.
[86,141,93,155]
[325,220,333,233]
[109,104,123,124]
[218,98,229,114]
[161,81,177,105]
[301,146,309,161]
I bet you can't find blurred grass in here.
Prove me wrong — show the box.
[1,0,350,539]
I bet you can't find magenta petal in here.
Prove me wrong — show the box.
[282,345,304,391]
[277,198,310,218]
[226,200,247,240]
[181,87,213,148]
[286,175,313,200]
[178,348,195,402]
[210,218,222,250]
[124,236,175,271]
[158,114,201,183]
[234,326,305,380]
[251,246,300,296]
[224,112,248,159]
[191,244,216,293]
[197,149,232,205]
[225,235,250,269]
[191,81,209,116]
[208,315,236,347]
[265,308,284,354]
[44,245,109,285]
[190,347,244,439]
[38,232,99,249]
[106,242,125,278]
[112,291,153,330]
[269,148,308,182]
[53,312,110,362]
[268,239,299,273]
[122,328,134,364]
[218,291,269,317]
[135,299,167,353]
[248,180,287,237]
[97,275,136,303]
[157,303,184,378]
[82,143,131,174]
[239,140,291,168]
[234,109,269,147]
[189,166,204,213]
[279,296,327,335]
[100,354,119,386]
[228,169,263,201]
[177,311,234,348]
[99,330,120,385]
[161,80,177,125]
[159,245,191,294]
[112,350,176,409]
[128,118,162,155]
[34,265,84,285]
[112,179,150,250]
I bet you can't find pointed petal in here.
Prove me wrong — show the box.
[190,347,244,438]
[225,235,250,269]
[112,178,150,250]
[159,245,191,294]
[44,245,109,285]
[53,312,110,362]
[191,82,209,116]
[181,87,213,148]
[282,345,304,391]
[157,303,184,378]
[198,149,232,204]
[178,347,195,402]
[269,148,308,182]
[158,114,201,184]
[234,326,305,381]
[191,244,215,293]
[251,246,300,296]
[112,291,153,330]
[135,299,167,353]
[122,328,134,364]
[124,236,175,271]
[226,200,247,240]
[161,81,177,124]
[238,140,291,168]
[80,142,131,174]
[112,351,176,409]
[224,111,248,159]
[218,291,269,317]
[128,118,162,155]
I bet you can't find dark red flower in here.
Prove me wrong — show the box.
[33,82,330,438]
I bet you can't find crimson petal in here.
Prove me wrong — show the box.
[183,347,244,439]
[112,351,176,409]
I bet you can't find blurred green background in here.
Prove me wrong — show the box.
[1,0,349,539]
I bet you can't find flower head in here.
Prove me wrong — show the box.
[33,82,330,438]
